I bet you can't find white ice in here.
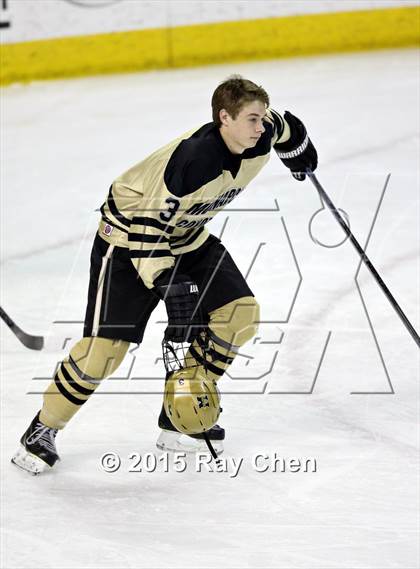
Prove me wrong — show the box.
[1,49,419,569]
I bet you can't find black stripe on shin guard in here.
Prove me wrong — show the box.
[60,364,96,396]
[68,356,102,385]
[189,345,225,377]
[54,374,86,406]
[206,346,234,366]
[208,330,239,354]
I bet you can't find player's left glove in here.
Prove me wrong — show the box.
[274,111,318,181]
[154,271,200,343]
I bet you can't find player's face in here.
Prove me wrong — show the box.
[219,100,267,154]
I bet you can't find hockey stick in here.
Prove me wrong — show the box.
[306,170,420,348]
[0,306,44,350]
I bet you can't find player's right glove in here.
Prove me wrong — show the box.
[153,271,200,343]
[274,111,318,181]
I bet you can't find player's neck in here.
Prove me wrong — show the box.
[218,127,244,155]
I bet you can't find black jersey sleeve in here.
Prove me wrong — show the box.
[128,135,223,288]
[164,138,223,197]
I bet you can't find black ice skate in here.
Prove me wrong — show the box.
[11,411,60,475]
[156,405,225,455]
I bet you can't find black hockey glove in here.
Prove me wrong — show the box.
[274,111,318,181]
[154,271,200,343]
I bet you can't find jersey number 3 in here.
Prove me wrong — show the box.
[160,198,180,222]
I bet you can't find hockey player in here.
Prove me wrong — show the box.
[12,75,317,474]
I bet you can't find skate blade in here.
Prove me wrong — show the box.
[11,445,51,475]
[156,430,224,455]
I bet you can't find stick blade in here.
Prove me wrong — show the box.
[0,306,44,350]
[16,329,44,351]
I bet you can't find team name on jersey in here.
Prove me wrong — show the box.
[185,187,244,216]
[176,217,212,229]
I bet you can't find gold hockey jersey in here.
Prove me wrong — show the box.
[99,108,290,289]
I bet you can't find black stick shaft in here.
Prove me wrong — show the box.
[0,305,16,330]
[307,171,420,348]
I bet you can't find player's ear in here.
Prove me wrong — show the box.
[219,109,230,126]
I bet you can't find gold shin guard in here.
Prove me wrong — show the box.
[185,296,260,382]
[40,337,129,429]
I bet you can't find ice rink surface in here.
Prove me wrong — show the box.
[1,48,419,568]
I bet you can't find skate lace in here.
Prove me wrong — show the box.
[26,422,58,453]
